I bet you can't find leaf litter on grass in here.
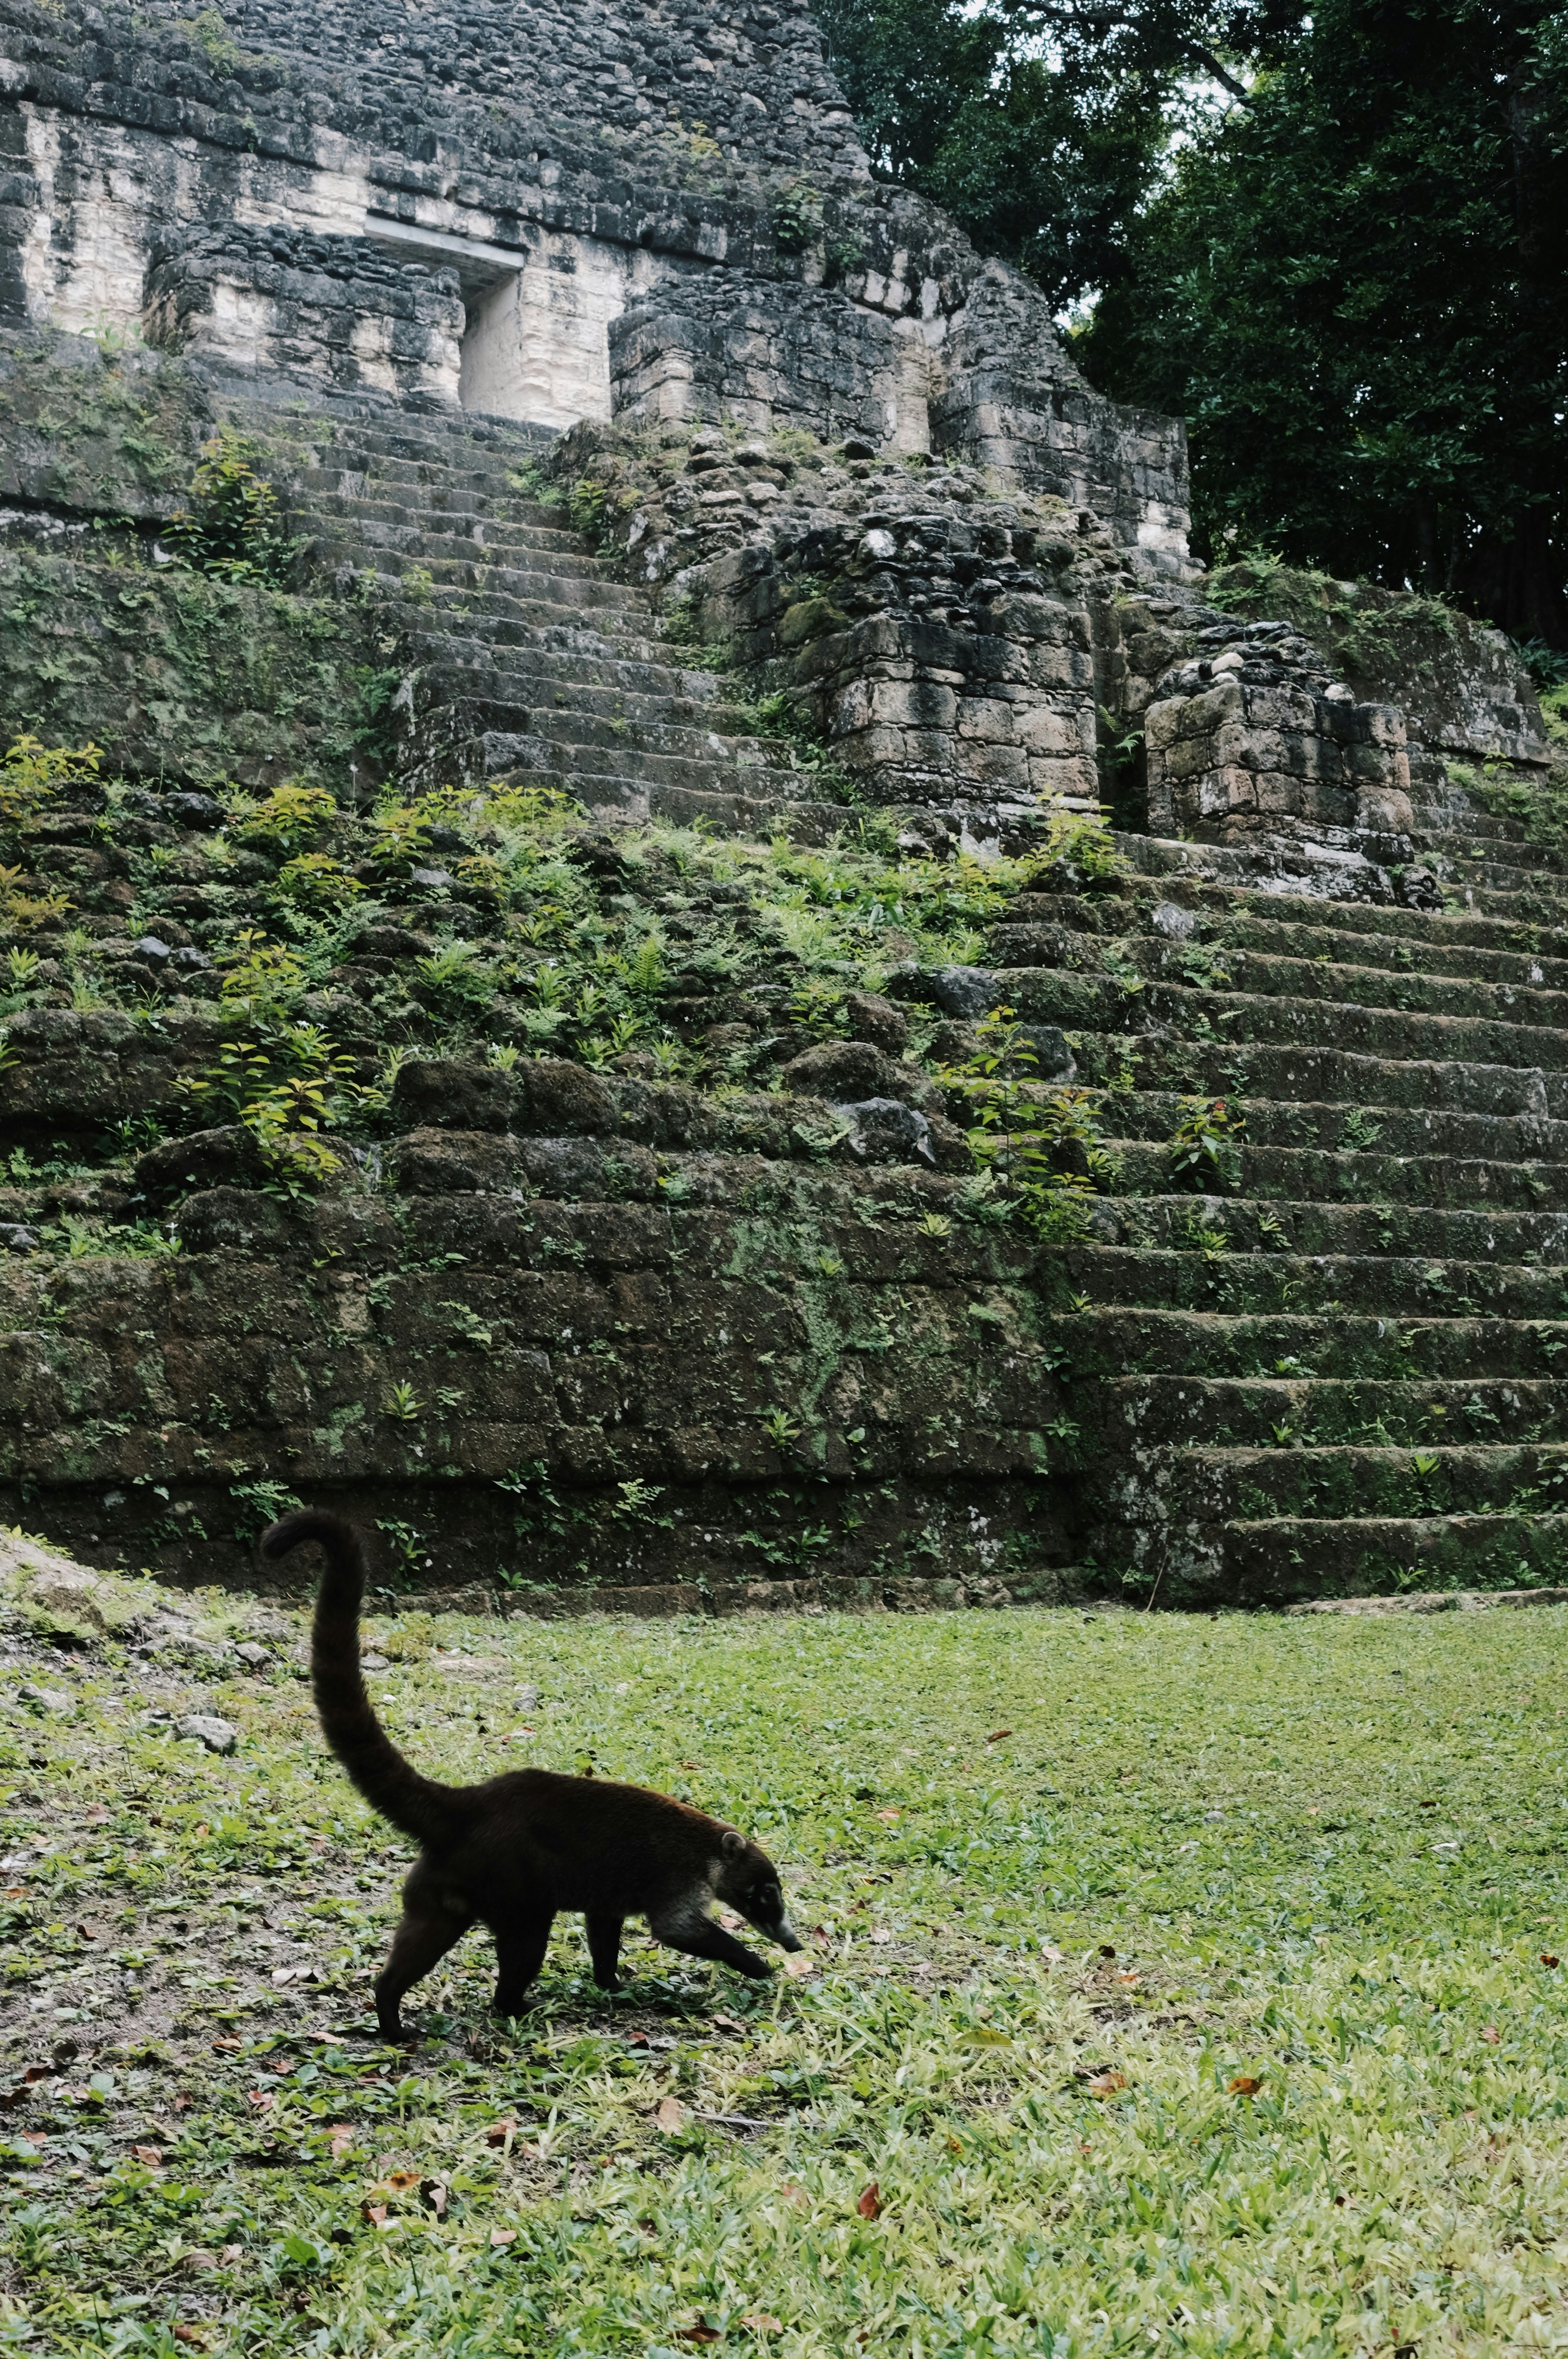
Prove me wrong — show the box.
[2,1594,1568,2353]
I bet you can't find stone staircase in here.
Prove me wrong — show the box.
[245,405,1568,1607]
[998,820,1568,1604]
[238,401,823,821]
[5,381,1567,1610]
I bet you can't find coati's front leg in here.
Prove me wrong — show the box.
[648,1905,772,1979]
[375,1881,475,2042]
[586,1911,625,1990]
[489,1911,554,2019]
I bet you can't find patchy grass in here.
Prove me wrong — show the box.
[2,1595,1568,2355]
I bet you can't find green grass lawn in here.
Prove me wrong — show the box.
[3,1596,1568,2356]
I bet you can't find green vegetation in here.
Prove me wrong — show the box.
[165,431,300,590]
[1079,0,1568,646]
[819,0,1566,649]
[0,743,1151,1185]
[3,1584,1567,2353]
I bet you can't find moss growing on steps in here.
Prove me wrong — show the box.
[5,365,1568,1613]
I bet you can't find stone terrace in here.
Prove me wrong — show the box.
[1,396,1566,1610]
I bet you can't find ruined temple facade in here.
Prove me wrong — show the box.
[0,0,1185,562]
[1,0,1547,853]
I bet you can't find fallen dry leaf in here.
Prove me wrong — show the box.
[386,2169,421,2192]
[1227,2075,1263,2096]
[1541,1954,1560,1968]
[869,1927,892,1945]
[245,2091,274,2112]
[985,1729,1012,1743]
[421,2179,448,2216]
[857,2181,882,2220]
[719,1910,745,1932]
[170,2330,207,2350]
[212,2037,243,2054]
[739,2316,782,2335]
[781,2183,810,2212]
[781,1953,817,1979]
[484,2118,516,2148]
[875,1808,901,1823]
[489,2228,516,2248]
[328,2126,354,2161]
[0,1887,26,1899]
[360,2202,387,2227]
[710,2016,744,2034]
[184,2252,220,2273]
[131,2145,163,2168]
[1481,2026,1501,2044]
[656,2097,687,2133]
[944,2135,964,2155]
[676,2327,722,2347]
[1086,2071,1128,2097]
[219,2246,244,2267]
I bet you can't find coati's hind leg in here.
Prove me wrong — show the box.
[489,1910,554,2020]
[374,1874,475,2042]
[648,1904,771,1979]
[586,1910,624,1990]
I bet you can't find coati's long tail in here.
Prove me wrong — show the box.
[259,1510,471,1847]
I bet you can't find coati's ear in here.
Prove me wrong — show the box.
[720,1829,746,1859]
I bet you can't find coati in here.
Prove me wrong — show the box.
[260,1509,802,2039]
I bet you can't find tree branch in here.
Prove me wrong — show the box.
[1002,3,1256,103]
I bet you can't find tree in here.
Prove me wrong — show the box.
[1078,0,1568,646]
[813,0,1298,310]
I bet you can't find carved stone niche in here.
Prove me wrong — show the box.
[1143,659,1415,848]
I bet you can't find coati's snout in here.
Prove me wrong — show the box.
[719,1831,803,1951]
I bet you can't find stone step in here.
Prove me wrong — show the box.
[295,499,618,572]
[1406,802,1533,845]
[1055,1308,1568,1381]
[1073,1035,1567,1122]
[1080,1087,1568,1165]
[1095,1371,1568,1448]
[1092,1438,1568,1525]
[372,593,670,663]
[1114,830,1568,918]
[292,475,575,538]
[1211,1512,1568,1599]
[398,631,742,715]
[1108,1136,1568,1212]
[308,537,649,610]
[1160,944,1568,1030]
[999,899,1568,989]
[1089,1191,1568,1262]
[1415,829,1568,881]
[996,965,1568,1072]
[1204,913,1568,992]
[477,760,823,816]
[1049,1244,1568,1317]
[246,413,554,468]
[1024,881,1568,961]
[994,923,1568,1021]
[406,668,781,769]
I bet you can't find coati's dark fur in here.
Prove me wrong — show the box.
[259,1509,801,2038]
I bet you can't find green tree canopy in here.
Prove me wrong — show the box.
[1075,0,1568,644]
[814,0,1298,310]
[818,0,1568,647]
